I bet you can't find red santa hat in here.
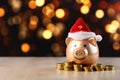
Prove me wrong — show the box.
[68,17,102,42]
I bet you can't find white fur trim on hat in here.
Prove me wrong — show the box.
[68,32,102,41]
[95,35,102,42]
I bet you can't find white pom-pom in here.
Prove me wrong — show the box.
[96,35,102,42]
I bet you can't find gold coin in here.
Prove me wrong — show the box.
[105,65,114,71]
[93,64,104,71]
[73,64,83,71]
[83,67,93,72]
[64,67,73,71]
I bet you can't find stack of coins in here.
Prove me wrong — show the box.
[73,64,83,71]
[105,65,114,71]
[56,63,64,70]
[93,64,104,71]
[56,61,115,72]
[63,62,73,71]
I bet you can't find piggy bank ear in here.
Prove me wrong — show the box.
[88,38,97,46]
[65,38,73,45]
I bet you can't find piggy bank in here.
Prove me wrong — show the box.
[65,17,102,65]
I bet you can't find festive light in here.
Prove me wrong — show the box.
[54,23,65,37]
[8,0,22,12]
[28,0,37,9]
[113,33,120,42]
[95,9,104,19]
[113,42,120,51]
[30,16,39,25]
[35,0,45,7]
[18,30,27,40]
[116,13,120,22]
[0,8,5,17]
[107,8,115,17]
[75,0,81,4]
[105,24,117,34]
[42,30,52,40]
[111,20,119,28]
[42,5,55,18]
[82,0,91,8]
[46,23,55,32]
[80,5,89,14]
[21,43,30,53]
[55,8,65,19]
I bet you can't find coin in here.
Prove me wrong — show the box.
[83,66,93,72]
[73,64,83,71]
[105,65,114,71]
[93,64,104,71]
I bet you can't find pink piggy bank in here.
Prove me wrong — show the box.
[65,17,102,65]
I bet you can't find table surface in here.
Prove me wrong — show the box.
[0,57,120,80]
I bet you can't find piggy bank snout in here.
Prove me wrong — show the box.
[73,49,88,60]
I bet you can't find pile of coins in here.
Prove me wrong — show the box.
[56,61,114,72]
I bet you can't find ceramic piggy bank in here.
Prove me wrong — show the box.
[65,17,102,65]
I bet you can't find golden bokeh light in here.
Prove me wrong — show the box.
[80,5,89,14]
[82,0,91,7]
[42,5,55,18]
[95,9,104,19]
[35,0,45,7]
[111,20,119,28]
[29,16,38,30]
[42,30,52,39]
[113,42,120,51]
[107,8,115,17]
[28,0,37,9]
[55,8,65,19]
[21,43,30,53]
[54,23,65,37]
[29,23,37,30]
[105,24,117,34]
[30,15,39,22]
[113,33,120,42]
[116,13,120,21]
[46,23,55,32]
[30,15,39,25]
[0,8,5,17]
[43,17,52,25]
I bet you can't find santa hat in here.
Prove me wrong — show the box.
[68,17,102,42]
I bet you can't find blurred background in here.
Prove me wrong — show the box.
[0,0,120,57]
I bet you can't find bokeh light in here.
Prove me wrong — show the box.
[42,30,52,40]
[107,8,115,17]
[113,42,120,51]
[113,33,120,42]
[29,15,38,30]
[42,4,55,18]
[80,5,90,15]
[28,0,37,9]
[95,9,104,19]
[0,8,5,17]
[111,20,119,28]
[21,43,30,53]
[55,8,65,19]
[116,13,120,22]
[8,0,22,12]
[105,24,117,34]
[46,23,55,32]
[36,0,45,7]
[0,0,120,56]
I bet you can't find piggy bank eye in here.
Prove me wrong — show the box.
[74,44,77,47]
[84,44,86,47]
